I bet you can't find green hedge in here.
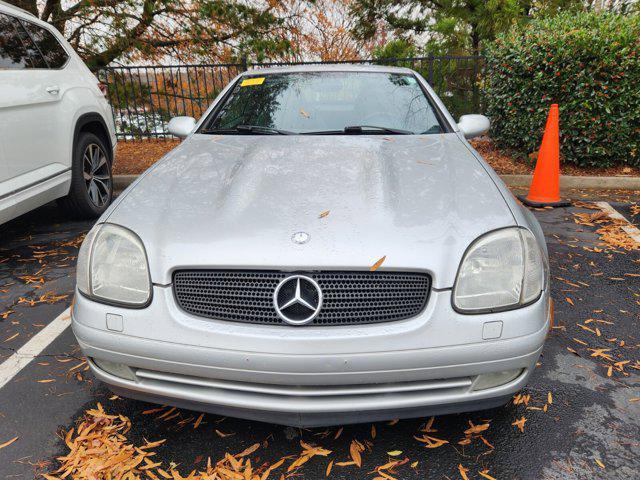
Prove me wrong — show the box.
[485,12,639,168]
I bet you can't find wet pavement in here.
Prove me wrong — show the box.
[0,194,638,479]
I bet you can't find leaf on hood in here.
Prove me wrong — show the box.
[319,210,330,219]
[458,464,470,480]
[370,256,386,272]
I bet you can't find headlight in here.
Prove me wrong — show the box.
[453,228,545,313]
[77,224,151,306]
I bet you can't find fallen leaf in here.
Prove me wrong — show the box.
[350,440,362,467]
[414,434,449,448]
[458,464,470,480]
[4,332,19,342]
[512,416,527,433]
[478,470,497,480]
[326,460,333,477]
[193,413,204,429]
[370,256,386,272]
[318,210,330,219]
[0,436,18,450]
[387,451,402,456]
[237,443,260,457]
[464,421,490,435]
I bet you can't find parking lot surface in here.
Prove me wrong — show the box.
[0,192,638,480]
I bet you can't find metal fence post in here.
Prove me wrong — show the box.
[428,55,435,86]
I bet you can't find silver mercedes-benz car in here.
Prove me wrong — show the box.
[72,65,551,427]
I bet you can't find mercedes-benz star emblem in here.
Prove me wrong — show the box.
[273,275,323,325]
[291,231,310,244]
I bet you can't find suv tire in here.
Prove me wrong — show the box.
[58,132,113,218]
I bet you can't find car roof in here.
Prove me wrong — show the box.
[243,63,416,76]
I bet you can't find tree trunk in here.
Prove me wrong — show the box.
[471,28,480,56]
[6,0,38,15]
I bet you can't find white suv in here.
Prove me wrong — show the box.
[0,1,117,225]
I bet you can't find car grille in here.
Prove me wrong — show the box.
[173,270,430,326]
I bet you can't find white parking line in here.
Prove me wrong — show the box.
[0,308,71,390]
[595,201,640,244]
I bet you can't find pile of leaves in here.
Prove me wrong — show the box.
[572,203,640,251]
[486,12,640,168]
[45,404,337,480]
[46,403,536,480]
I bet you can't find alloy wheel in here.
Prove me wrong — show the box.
[82,143,111,207]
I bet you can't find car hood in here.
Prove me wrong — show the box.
[107,134,515,288]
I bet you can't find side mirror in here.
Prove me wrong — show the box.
[167,116,196,138]
[457,114,490,139]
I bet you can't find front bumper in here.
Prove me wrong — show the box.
[73,286,549,427]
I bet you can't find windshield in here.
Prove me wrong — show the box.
[202,72,445,135]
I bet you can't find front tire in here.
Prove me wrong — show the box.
[59,132,113,218]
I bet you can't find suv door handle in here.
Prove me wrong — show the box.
[45,85,60,95]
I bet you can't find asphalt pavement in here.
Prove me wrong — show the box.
[0,193,638,480]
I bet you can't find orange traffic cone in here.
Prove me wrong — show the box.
[520,104,570,207]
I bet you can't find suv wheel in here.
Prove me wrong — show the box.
[59,132,113,218]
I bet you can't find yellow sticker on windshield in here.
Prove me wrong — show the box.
[241,77,265,87]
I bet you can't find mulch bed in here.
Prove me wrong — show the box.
[113,138,640,177]
[114,139,180,175]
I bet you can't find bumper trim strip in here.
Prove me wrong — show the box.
[134,368,473,397]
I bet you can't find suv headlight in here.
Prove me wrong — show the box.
[77,224,151,306]
[453,228,545,313]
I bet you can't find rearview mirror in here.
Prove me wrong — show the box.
[457,114,490,139]
[168,116,196,138]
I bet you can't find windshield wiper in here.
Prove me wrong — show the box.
[305,125,413,135]
[201,125,295,135]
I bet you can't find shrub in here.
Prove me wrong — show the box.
[485,12,639,168]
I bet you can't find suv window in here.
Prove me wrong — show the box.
[20,20,68,68]
[0,13,33,69]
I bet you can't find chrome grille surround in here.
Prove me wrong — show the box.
[173,270,430,326]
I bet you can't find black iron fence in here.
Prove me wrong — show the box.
[97,56,484,140]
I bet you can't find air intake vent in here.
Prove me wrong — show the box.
[173,270,430,326]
